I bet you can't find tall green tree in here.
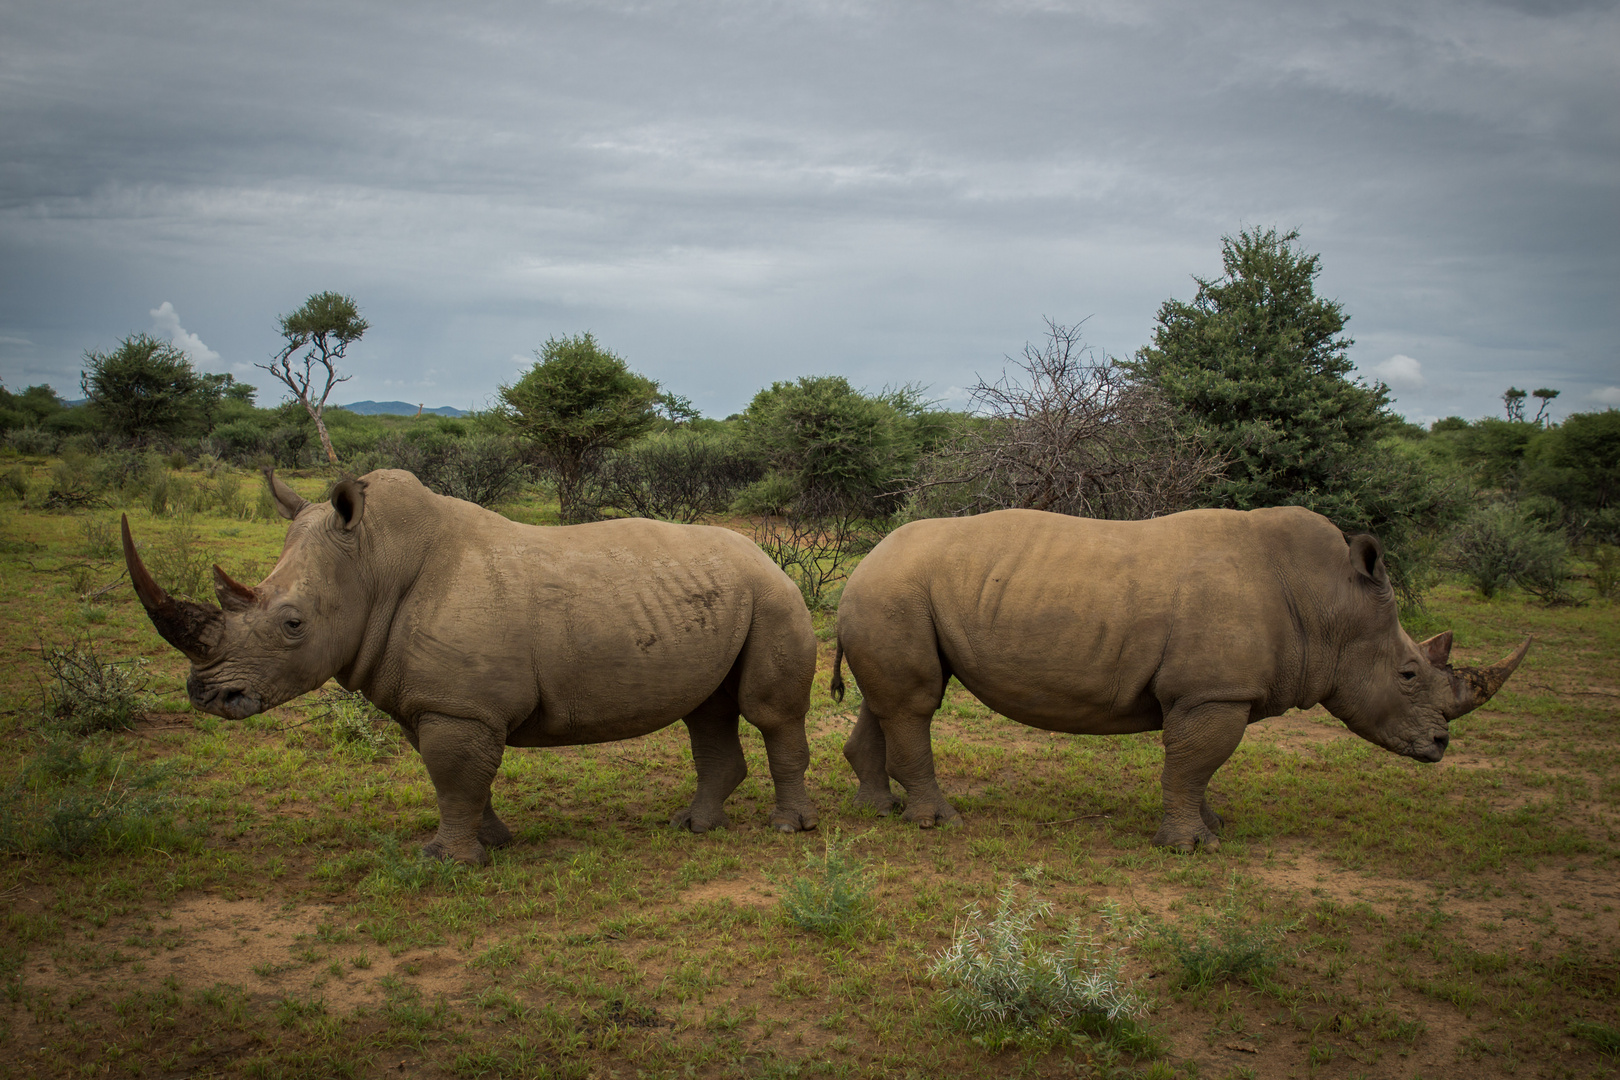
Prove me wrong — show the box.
[498,333,659,522]
[80,333,212,441]
[260,291,367,464]
[1126,228,1454,593]
[737,375,917,515]
[1127,227,1396,518]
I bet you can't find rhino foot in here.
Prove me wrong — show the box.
[478,817,514,849]
[422,837,491,866]
[770,807,819,833]
[1152,819,1220,855]
[852,786,902,815]
[902,800,960,829]
[672,807,730,833]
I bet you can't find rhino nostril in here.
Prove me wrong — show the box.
[1433,733,1449,754]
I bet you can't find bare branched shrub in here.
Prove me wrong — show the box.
[750,494,888,609]
[912,320,1223,521]
[40,636,152,735]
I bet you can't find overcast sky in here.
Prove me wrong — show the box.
[3,0,1616,424]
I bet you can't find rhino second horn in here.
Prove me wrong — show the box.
[121,514,225,663]
[1446,636,1533,719]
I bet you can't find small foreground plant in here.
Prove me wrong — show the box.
[314,687,398,759]
[775,828,875,937]
[39,634,151,735]
[1159,878,1295,989]
[1571,1020,1620,1058]
[0,738,182,857]
[930,878,1158,1054]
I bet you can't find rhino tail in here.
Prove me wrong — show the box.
[830,642,846,703]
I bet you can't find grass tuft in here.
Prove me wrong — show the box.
[1571,1020,1620,1057]
[774,828,875,938]
[1159,879,1295,989]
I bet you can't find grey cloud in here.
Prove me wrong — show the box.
[1,0,1615,420]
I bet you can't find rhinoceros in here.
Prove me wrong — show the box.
[830,507,1529,852]
[123,468,819,863]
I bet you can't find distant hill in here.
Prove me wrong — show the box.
[336,400,469,418]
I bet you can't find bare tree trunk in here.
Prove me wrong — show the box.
[302,399,339,464]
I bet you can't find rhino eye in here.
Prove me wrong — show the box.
[283,618,304,635]
[1399,669,1416,681]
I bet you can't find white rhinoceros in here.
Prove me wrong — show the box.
[831,507,1530,852]
[124,468,819,863]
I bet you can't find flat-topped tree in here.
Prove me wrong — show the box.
[259,292,367,464]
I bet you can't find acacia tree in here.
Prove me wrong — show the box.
[498,333,660,522]
[259,292,367,464]
[80,333,210,441]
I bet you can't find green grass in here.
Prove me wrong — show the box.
[0,455,1617,1077]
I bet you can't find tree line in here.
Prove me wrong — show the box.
[4,227,1616,607]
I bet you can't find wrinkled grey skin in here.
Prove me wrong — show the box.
[124,469,819,864]
[831,507,1530,852]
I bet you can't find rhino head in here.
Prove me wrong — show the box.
[1326,533,1531,762]
[123,471,370,719]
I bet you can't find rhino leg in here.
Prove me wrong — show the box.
[843,704,901,814]
[1153,701,1247,854]
[673,695,747,833]
[735,607,818,832]
[879,709,958,828]
[416,714,507,865]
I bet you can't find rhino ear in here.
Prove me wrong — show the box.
[330,478,367,531]
[1418,630,1454,666]
[1346,533,1388,589]
[263,468,308,520]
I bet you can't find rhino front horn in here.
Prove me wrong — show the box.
[1445,636,1533,719]
[121,514,224,663]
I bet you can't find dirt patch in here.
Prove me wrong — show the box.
[23,895,476,1018]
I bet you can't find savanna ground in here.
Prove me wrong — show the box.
[1,461,1617,1080]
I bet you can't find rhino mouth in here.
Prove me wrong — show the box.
[187,676,264,720]
[1406,731,1448,763]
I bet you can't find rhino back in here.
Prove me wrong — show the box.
[347,476,804,740]
[842,507,1347,731]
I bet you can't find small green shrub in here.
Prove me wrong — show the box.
[145,510,213,599]
[43,451,101,508]
[1590,544,1618,600]
[0,738,181,857]
[775,829,874,937]
[931,880,1155,1053]
[1446,501,1569,601]
[147,469,170,515]
[315,688,397,759]
[1159,882,1295,989]
[214,472,255,518]
[80,518,118,560]
[0,465,29,500]
[39,637,151,735]
[4,426,57,456]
